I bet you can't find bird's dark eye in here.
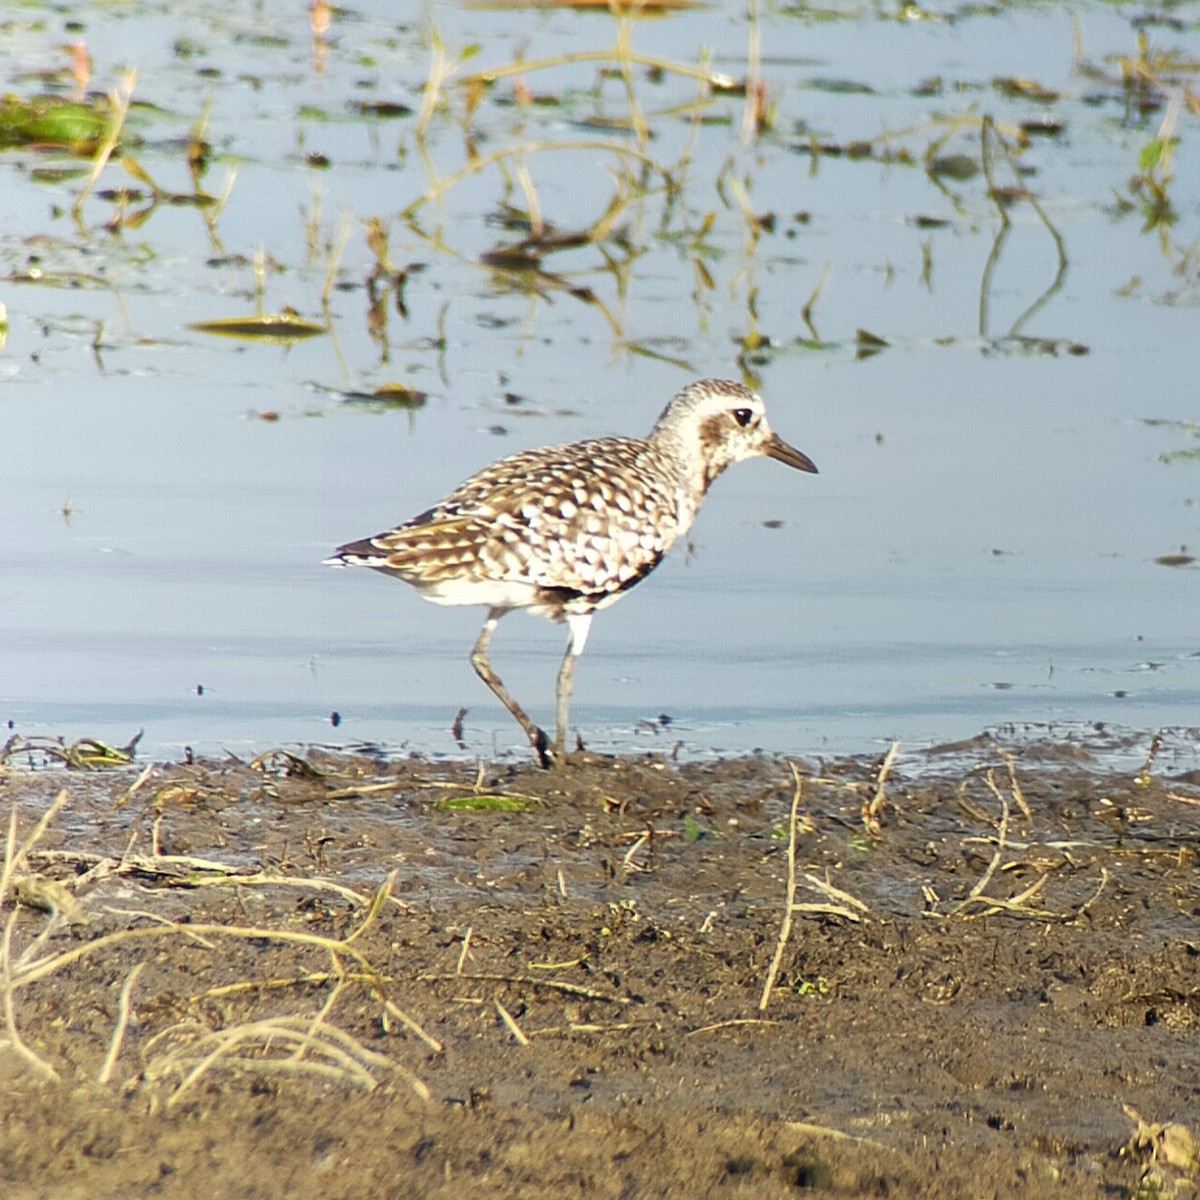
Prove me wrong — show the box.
[732,408,754,428]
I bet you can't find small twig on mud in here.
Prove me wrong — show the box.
[1167,790,1200,807]
[996,747,1032,820]
[324,778,409,800]
[954,778,995,826]
[622,829,651,871]
[116,763,155,806]
[1071,866,1110,921]
[548,1022,640,1036]
[495,999,530,1045]
[799,871,869,921]
[377,996,444,1053]
[952,773,1009,915]
[957,874,1052,918]
[456,926,473,975]
[97,961,146,1084]
[759,762,803,1012]
[420,972,630,1005]
[783,1120,890,1152]
[862,741,899,838]
[685,1018,782,1036]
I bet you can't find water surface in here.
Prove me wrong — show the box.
[2,0,1197,760]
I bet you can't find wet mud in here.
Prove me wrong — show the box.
[2,736,1198,1198]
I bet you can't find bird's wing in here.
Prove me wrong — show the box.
[336,439,679,597]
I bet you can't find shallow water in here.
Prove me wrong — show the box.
[2,0,1198,760]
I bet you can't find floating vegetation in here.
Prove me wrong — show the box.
[189,312,326,342]
[992,76,1059,103]
[351,100,414,119]
[1,731,143,770]
[433,793,539,811]
[0,93,113,152]
[367,383,427,408]
[1145,419,1200,464]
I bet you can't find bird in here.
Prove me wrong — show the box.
[325,378,817,765]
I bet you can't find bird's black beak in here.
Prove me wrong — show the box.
[765,433,818,474]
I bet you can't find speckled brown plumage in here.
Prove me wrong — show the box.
[327,378,818,765]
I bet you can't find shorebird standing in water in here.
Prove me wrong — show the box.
[326,378,818,765]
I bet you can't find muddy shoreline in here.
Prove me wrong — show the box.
[2,738,1198,1198]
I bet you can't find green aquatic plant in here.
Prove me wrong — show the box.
[0,92,111,151]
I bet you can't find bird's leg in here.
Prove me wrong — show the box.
[553,612,593,762]
[470,609,551,766]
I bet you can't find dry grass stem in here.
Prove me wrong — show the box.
[1,910,60,1083]
[421,972,630,1004]
[456,926,473,975]
[622,830,650,871]
[343,873,396,945]
[400,139,669,220]
[686,1018,781,1037]
[294,962,350,1063]
[25,846,403,914]
[148,1015,427,1107]
[801,871,870,917]
[13,919,380,992]
[952,773,1010,915]
[324,779,409,799]
[862,740,900,838]
[996,748,1032,820]
[947,772,1086,920]
[72,68,136,223]
[759,762,803,1012]
[116,763,155,805]
[99,908,219,946]
[1,789,71,907]
[97,961,146,1084]
[378,997,444,1053]
[495,999,530,1045]
[801,264,830,339]
[462,46,735,91]
[321,212,354,309]
[203,970,370,999]
[1068,866,1112,921]
[783,1121,890,1151]
[612,15,649,145]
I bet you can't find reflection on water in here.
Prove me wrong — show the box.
[1,0,1198,761]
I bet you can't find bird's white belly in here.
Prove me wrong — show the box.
[415,576,543,610]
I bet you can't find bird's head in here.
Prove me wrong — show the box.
[651,378,817,487]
